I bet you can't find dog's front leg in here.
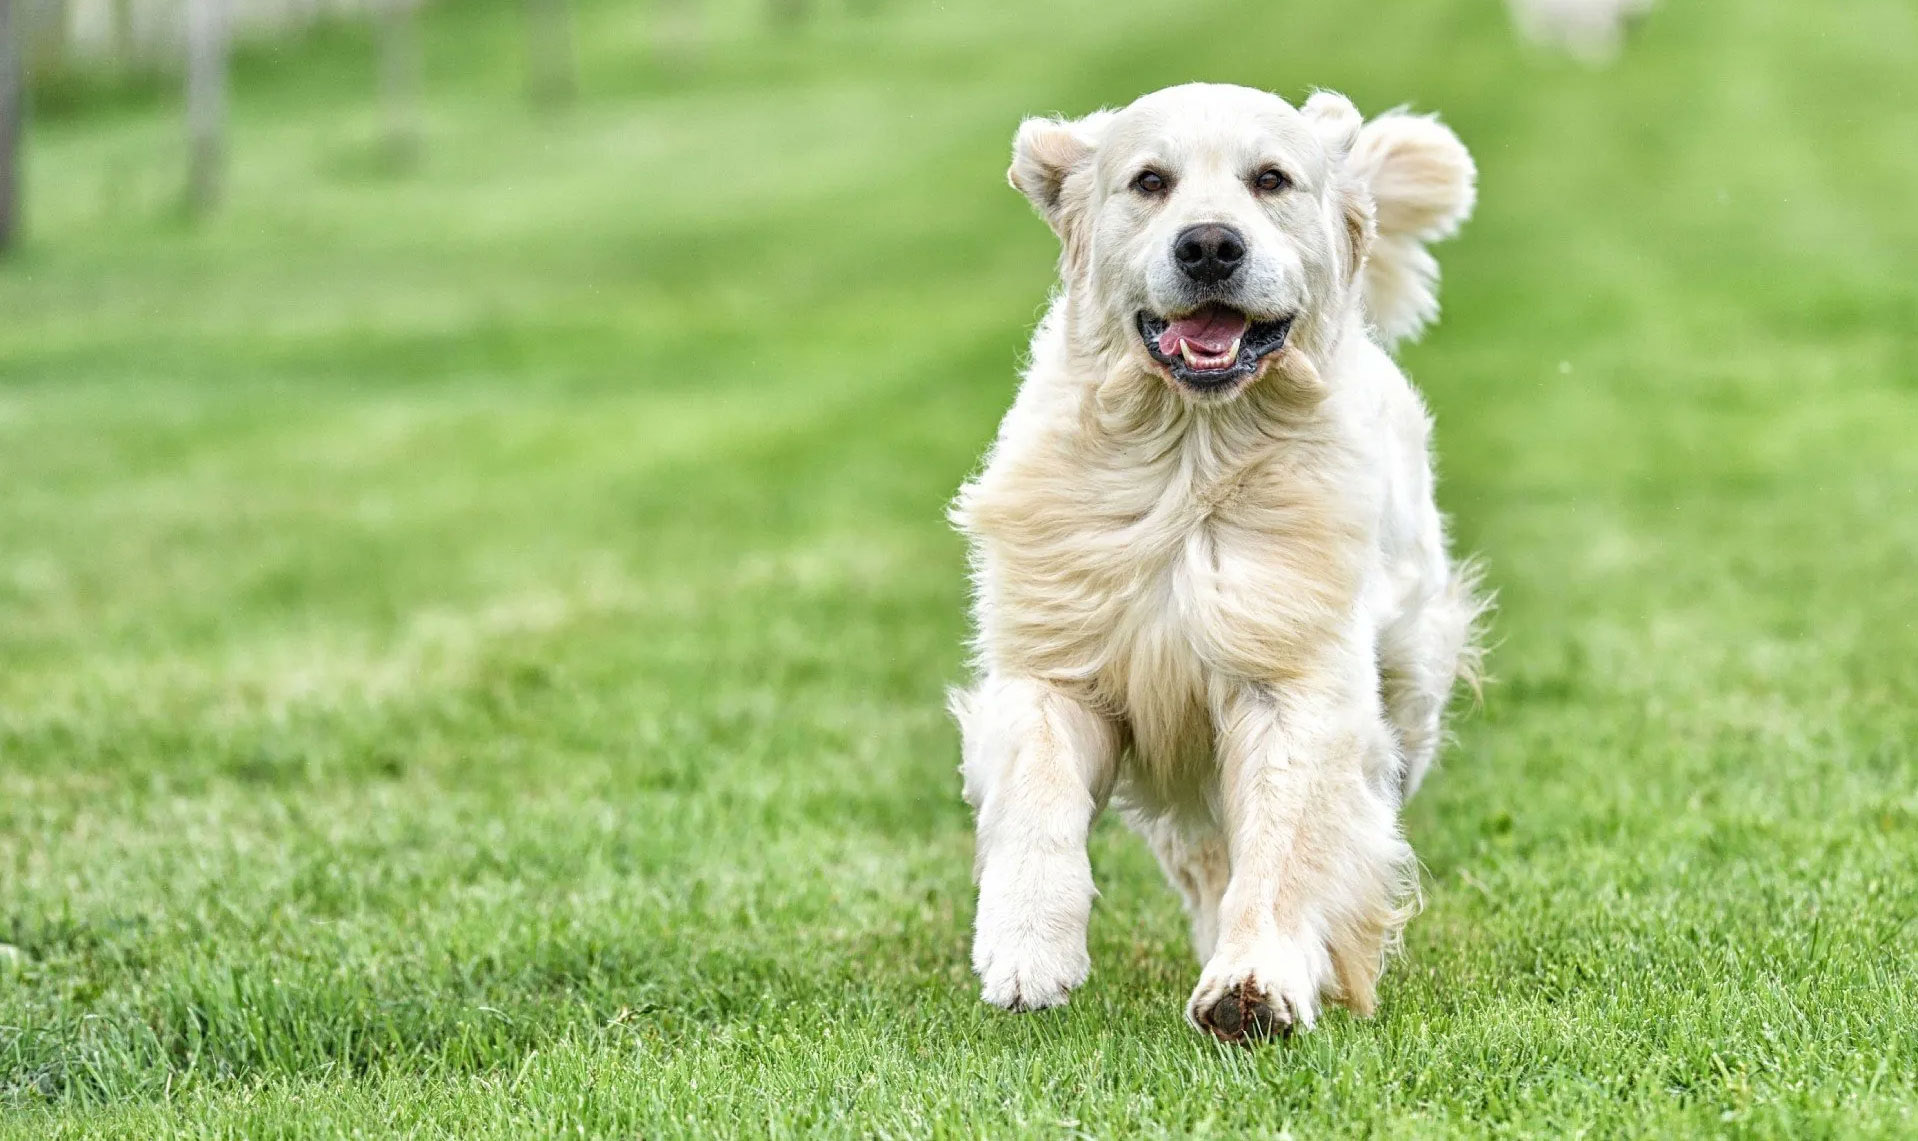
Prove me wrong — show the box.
[1187,665,1413,1042]
[952,676,1117,1011]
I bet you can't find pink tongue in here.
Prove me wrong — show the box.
[1157,306,1249,357]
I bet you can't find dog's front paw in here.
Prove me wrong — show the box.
[1186,937,1327,1043]
[971,884,1092,1012]
[974,933,1088,1012]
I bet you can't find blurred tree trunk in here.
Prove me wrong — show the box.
[111,0,132,60]
[524,0,575,109]
[378,0,422,167]
[66,0,121,60]
[0,0,19,254]
[184,0,228,215]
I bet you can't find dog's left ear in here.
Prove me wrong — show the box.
[1301,91,1374,283]
[1302,90,1362,159]
[1008,111,1112,241]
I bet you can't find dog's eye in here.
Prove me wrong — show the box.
[1254,168,1290,193]
[1132,170,1168,195]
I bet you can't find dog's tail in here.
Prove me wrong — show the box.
[1348,111,1477,347]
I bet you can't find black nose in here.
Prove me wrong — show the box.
[1173,224,1246,284]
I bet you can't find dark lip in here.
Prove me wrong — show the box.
[1137,309,1294,391]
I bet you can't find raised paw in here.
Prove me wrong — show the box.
[1191,979,1293,1044]
[1186,937,1326,1043]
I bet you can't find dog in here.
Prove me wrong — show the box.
[1508,0,1654,63]
[949,83,1486,1042]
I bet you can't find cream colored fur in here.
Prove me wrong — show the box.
[950,83,1486,1038]
[1508,0,1654,63]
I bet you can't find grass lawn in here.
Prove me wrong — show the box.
[3,0,1917,1135]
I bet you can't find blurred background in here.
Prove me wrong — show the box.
[1,0,1916,1131]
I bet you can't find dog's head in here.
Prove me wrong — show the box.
[1011,84,1464,403]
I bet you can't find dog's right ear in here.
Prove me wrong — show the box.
[1008,112,1111,239]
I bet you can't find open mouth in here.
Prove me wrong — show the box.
[1137,305,1294,391]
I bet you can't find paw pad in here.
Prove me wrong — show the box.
[1197,981,1290,1044]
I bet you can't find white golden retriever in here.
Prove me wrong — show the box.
[949,83,1486,1042]
[1509,0,1654,63]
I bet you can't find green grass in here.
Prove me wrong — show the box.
[3,0,1917,1135]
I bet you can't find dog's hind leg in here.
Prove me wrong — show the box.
[951,676,1118,1011]
[1381,559,1488,799]
[1136,814,1230,963]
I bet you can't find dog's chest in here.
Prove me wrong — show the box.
[1114,470,1350,709]
[1099,536,1218,788]
[971,421,1363,761]
[1041,475,1274,760]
